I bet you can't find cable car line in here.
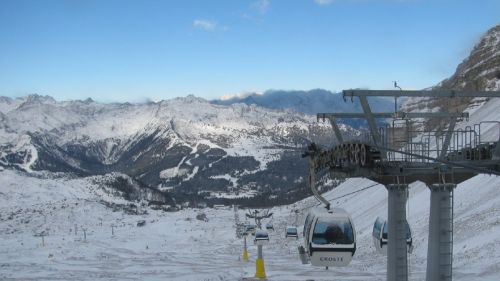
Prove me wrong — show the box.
[323,183,380,202]
[296,183,381,213]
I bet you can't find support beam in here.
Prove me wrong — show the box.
[317,112,469,119]
[343,90,500,98]
[319,112,393,119]
[439,118,457,159]
[426,184,455,281]
[359,96,381,146]
[242,236,249,261]
[327,116,344,144]
[386,184,409,281]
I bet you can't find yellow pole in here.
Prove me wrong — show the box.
[255,245,266,278]
[242,236,249,261]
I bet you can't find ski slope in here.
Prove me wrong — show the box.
[1,169,500,280]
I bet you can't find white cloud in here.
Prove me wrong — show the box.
[252,0,270,14]
[193,19,217,31]
[219,91,263,101]
[314,0,335,5]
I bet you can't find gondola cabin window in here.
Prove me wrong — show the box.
[312,218,354,245]
[287,227,297,235]
[380,221,412,240]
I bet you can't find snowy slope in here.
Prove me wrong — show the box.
[3,89,499,279]
[1,169,500,280]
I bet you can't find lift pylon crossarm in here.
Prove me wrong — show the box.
[326,116,344,144]
[343,89,500,98]
[313,88,500,281]
[359,96,382,147]
[317,112,469,120]
[246,209,273,230]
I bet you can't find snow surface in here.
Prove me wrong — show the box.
[1,168,500,280]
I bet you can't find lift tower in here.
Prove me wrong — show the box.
[309,89,500,281]
[246,210,273,279]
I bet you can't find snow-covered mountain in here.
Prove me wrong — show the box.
[3,83,500,279]
[438,24,500,92]
[1,18,500,281]
[0,94,353,204]
[212,89,394,127]
[403,24,500,130]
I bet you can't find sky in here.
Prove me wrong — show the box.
[0,0,499,102]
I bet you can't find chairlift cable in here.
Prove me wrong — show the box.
[324,183,380,202]
[297,182,380,212]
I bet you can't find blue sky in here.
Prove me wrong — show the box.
[0,0,499,102]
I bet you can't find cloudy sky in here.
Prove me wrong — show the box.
[0,0,499,102]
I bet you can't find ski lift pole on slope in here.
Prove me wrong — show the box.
[255,244,266,279]
[242,234,249,262]
[254,230,270,279]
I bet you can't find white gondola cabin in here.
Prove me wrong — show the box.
[245,224,256,236]
[254,230,270,246]
[372,217,413,255]
[266,223,274,231]
[302,207,356,267]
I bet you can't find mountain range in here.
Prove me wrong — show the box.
[212,88,394,114]
[1,24,499,207]
[0,94,360,206]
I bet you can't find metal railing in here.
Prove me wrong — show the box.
[342,121,499,164]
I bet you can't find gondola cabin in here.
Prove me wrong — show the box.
[372,217,413,255]
[254,230,270,246]
[285,226,298,240]
[302,207,356,267]
[245,224,256,236]
[266,223,274,231]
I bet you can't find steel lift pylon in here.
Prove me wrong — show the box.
[309,89,500,281]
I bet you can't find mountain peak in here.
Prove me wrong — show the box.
[402,24,500,131]
[170,94,208,104]
[436,24,500,92]
[82,97,95,104]
[24,94,57,104]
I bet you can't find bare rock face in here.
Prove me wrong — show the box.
[439,24,500,92]
[403,24,500,131]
